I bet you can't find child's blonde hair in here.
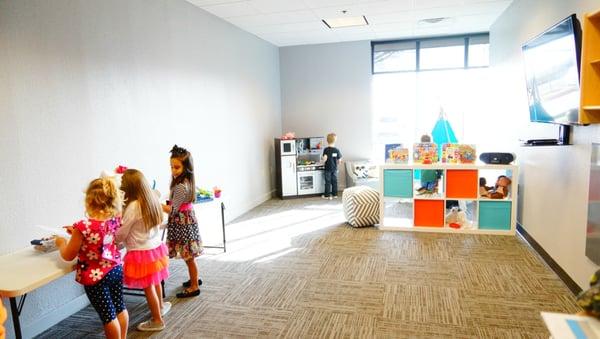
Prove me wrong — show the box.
[120,169,164,231]
[85,177,123,218]
[326,133,337,144]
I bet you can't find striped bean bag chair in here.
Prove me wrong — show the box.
[343,186,380,227]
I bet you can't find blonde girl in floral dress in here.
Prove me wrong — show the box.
[55,176,128,339]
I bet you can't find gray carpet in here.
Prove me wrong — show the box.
[36,197,581,338]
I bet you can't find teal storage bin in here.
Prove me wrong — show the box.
[384,169,413,198]
[479,201,511,230]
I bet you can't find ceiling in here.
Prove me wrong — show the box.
[186,0,513,47]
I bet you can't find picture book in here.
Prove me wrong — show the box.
[442,144,458,164]
[442,144,476,164]
[413,143,438,164]
[458,144,477,163]
[385,144,409,163]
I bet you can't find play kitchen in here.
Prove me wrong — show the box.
[274,136,326,198]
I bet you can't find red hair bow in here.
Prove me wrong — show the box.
[115,165,128,174]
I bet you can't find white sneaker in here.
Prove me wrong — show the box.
[137,320,165,332]
[333,196,338,199]
[161,301,172,316]
[328,196,333,200]
[321,195,329,199]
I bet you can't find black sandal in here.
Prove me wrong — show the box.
[182,278,203,288]
[176,288,200,298]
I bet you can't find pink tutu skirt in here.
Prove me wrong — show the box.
[123,243,169,289]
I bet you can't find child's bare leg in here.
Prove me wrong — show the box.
[103,319,121,339]
[185,258,199,291]
[116,310,129,339]
[144,286,164,323]
[154,283,163,309]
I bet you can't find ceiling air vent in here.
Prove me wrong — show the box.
[419,17,449,24]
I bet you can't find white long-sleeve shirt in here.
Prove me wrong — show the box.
[116,200,162,251]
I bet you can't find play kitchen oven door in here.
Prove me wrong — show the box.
[297,166,324,195]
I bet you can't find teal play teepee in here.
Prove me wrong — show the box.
[431,107,458,146]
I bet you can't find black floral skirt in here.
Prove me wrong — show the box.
[166,209,203,260]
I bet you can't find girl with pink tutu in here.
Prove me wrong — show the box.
[116,169,170,332]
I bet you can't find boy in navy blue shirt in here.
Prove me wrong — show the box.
[322,133,343,200]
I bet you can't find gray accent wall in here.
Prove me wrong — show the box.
[0,0,280,337]
[280,41,373,162]
[490,0,600,289]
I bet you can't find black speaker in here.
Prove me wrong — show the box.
[479,152,515,164]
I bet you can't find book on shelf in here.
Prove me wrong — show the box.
[413,143,438,164]
[442,143,477,164]
[385,144,409,163]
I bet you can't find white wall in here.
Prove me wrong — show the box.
[0,0,280,336]
[280,41,373,162]
[490,0,599,289]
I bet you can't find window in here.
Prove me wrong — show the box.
[371,34,491,162]
[372,41,417,73]
[371,34,489,73]
[467,35,490,68]
[420,37,465,70]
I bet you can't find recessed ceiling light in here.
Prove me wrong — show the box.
[323,15,369,29]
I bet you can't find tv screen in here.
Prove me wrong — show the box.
[522,14,582,125]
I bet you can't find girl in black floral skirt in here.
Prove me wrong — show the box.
[162,145,203,298]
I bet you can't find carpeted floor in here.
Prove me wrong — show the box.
[36,197,581,338]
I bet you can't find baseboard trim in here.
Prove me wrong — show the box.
[226,190,274,222]
[516,223,582,295]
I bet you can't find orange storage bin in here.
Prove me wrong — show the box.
[446,169,478,199]
[414,199,444,227]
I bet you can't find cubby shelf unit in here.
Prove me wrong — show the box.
[379,163,518,235]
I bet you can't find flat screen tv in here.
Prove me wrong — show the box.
[522,14,582,125]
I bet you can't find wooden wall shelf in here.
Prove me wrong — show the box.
[580,9,600,123]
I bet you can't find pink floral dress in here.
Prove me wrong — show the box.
[73,217,121,286]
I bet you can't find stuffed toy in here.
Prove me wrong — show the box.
[487,175,512,199]
[479,177,493,197]
[445,207,467,228]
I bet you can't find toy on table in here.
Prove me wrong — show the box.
[30,237,58,252]
[31,225,72,252]
[213,186,222,198]
[196,187,214,202]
